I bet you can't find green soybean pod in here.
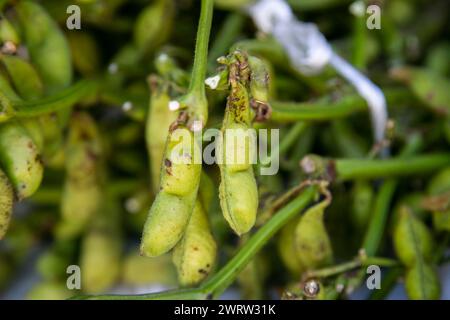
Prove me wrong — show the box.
[0,15,20,45]
[0,121,43,199]
[427,167,450,231]
[16,0,73,92]
[0,167,13,239]
[59,112,103,239]
[404,262,440,300]
[294,199,333,270]
[141,125,202,257]
[146,77,177,192]
[134,0,174,54]
[172,200,217,286]
[80,197,122,294]
[0,54,44,100]
[26,281,73,300]
[248,56,270,104]
[218,82,258,235]
[350,180,374,231]
[393,206,434,267]
[66,31,100,77]
[277,217,304,276]
[122,250,176,286]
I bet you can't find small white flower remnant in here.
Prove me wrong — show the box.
[205,75,221,90]
[108,63,118,74]
[122,101,133,112]
[168,100,180,111]
[349,0,365,17]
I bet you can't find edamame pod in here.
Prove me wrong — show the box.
[146,77,177,191]
[66,31,100,77]
[277,218,304,275]
[0,121,43,199]
[16,0,72,92]
[26,281,73,300]
[350,180,374,231]
[122,251,176,286]
[141,125,202,257]
[0,54,44,100]
[80,198,122,294]
[134,0,174,54]
[294,199,333,270]
[218,80,258,235]
[0,15,20,45]
[59,113,104,238]
[0,167,13,239]
[172,200,217,286]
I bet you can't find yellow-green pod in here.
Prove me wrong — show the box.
[0,121,43,199]
[122,251,176,286]
[0,16,20,45]
[146,78,177,192]
[294,199,333,270]
[0,54,44,100]
[391,67,450,115]
[60,113,103,238]
[393,206,434,267]
[159,126,202,196]
[141,192,196,257]
[218,81,258,235]
[350,180,374,230]
[277,218,304,276]
[66,31,100,77]
[134,0,174,54]
[237,254,269,299]
[219,169,258,235]
[248,56,270,104]
[36,241,76,281]
[172,200,217,286]
[0,73,19,122]
[26,281,73,300]
[404,263,440,300]
[16,0,73,92]
[0,168,14,239]
[141,124,203,256]
[19,118,44,152]
[80,200,122,294]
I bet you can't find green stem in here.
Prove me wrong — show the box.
[74,185,318,300]
[305,256,398,279]
[336,153,450,181]
[362,179,397,256]
[14,80,98,117]
[188,0,214,97]
[270,88,411,122]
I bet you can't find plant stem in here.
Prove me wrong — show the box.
[188,0,214,97]
[305,256,398,279]
[74,185,318,300]
[336,153,450,181]
[14,79,98,117]
[270,88,411,122]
